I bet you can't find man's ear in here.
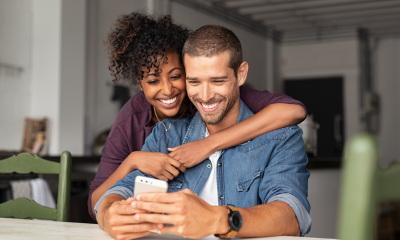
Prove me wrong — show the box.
[237,61,248,87]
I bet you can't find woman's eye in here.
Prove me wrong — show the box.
[171,75,182,79]
[148,80,159,85]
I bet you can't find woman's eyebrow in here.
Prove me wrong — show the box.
[145,73,156,78]
[168,67,182,74]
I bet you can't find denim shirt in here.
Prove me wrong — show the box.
[95,100,312,236]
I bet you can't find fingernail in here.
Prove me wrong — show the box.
[157,230,162,234]
[131,202,136,208]
[135,214,140,220]
[157,224,163,229]
[136,195,141,201]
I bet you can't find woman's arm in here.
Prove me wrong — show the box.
[168,102,306,167]
[91,151,185,219]
[169,86,307,167]
[207,102,305,151]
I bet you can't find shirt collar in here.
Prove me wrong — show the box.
[182,99,254,145]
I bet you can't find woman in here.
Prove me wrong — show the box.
[89,12,307,219]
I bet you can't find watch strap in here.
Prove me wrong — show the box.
[215,205,239,239]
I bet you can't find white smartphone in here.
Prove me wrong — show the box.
[133,176,168,200]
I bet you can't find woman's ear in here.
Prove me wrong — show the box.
[237,61,249,87]
[137,81,143,91]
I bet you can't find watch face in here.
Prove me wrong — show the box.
[231,211,243,231]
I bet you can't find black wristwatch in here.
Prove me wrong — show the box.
[215,205,243,239]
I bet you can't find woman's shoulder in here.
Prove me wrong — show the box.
[114,91,152,125]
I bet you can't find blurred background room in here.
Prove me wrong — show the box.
[1,0,400,239]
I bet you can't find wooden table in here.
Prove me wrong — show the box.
[0,218,337,240]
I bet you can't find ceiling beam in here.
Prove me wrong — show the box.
[239,0,370,14]
[263,15,400,32]
[251,1,400,20]
[223,0,315,8]
[171,0,277,40]
[262,11,400,26]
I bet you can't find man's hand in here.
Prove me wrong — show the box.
[168,138,214,168]
[131,189,230,238]
[97,195,164,240]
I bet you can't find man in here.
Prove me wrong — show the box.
[95,25,311,240]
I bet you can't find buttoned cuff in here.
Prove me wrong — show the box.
[267,193,312,236]
[93,186,133,217]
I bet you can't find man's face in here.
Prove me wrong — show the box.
[184,51,240,125]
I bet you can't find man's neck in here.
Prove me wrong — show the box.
[206,98,240,135]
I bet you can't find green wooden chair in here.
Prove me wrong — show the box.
[0,151,71,222]
[338,133,400,240]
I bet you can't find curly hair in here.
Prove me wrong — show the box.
[106,12,191,85]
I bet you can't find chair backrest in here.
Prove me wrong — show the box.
[338,133,400,240]
[0,151,71,222]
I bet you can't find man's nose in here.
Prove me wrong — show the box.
[161,79,173,96]
[201,82,212,102]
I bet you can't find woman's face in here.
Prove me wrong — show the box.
[140,51,187,121]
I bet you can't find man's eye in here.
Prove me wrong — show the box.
[188,81,199,84]
[213,80,224,83]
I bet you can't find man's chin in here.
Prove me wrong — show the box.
[199,113,224,125]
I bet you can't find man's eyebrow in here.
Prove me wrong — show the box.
[168,67,182,74]
[186,77,197,80]
[210,76,228,79]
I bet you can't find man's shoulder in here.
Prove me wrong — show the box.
[238,125,303,152]
[259,124,302,142]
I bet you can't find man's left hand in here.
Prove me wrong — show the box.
[131,189,229,238]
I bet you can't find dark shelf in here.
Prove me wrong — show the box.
[0,153,341,169]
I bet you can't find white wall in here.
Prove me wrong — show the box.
[30,0,86,155]
[0,0,86,155]
[84,0,148,154]
[308,169,342,239]
[30,0,62,155]
[59,0,86,155]
[375,38,400,166]
[0,0,32,151]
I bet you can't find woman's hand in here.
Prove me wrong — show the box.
[168,138,214,168]
[128,151,186,181]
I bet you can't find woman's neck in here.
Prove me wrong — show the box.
[151,100,188,124]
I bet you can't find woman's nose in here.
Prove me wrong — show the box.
[161,79,173,96]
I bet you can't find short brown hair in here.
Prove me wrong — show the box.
[182,25,242,78]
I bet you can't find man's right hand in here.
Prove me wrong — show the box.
[129,151,186,181]
[97,195,163,240]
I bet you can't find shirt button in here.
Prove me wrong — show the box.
[219,195,224,200]
[207,164,211,168]
[218,162,222,167]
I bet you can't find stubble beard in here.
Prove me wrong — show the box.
[191,87,239,125]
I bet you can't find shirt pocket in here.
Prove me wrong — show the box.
[236,170,263,207]
[168,177,185,192]
[237,170,263,192]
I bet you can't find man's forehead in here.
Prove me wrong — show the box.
[184,52,232,76]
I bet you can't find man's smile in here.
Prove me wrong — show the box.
[199,101,222,112]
